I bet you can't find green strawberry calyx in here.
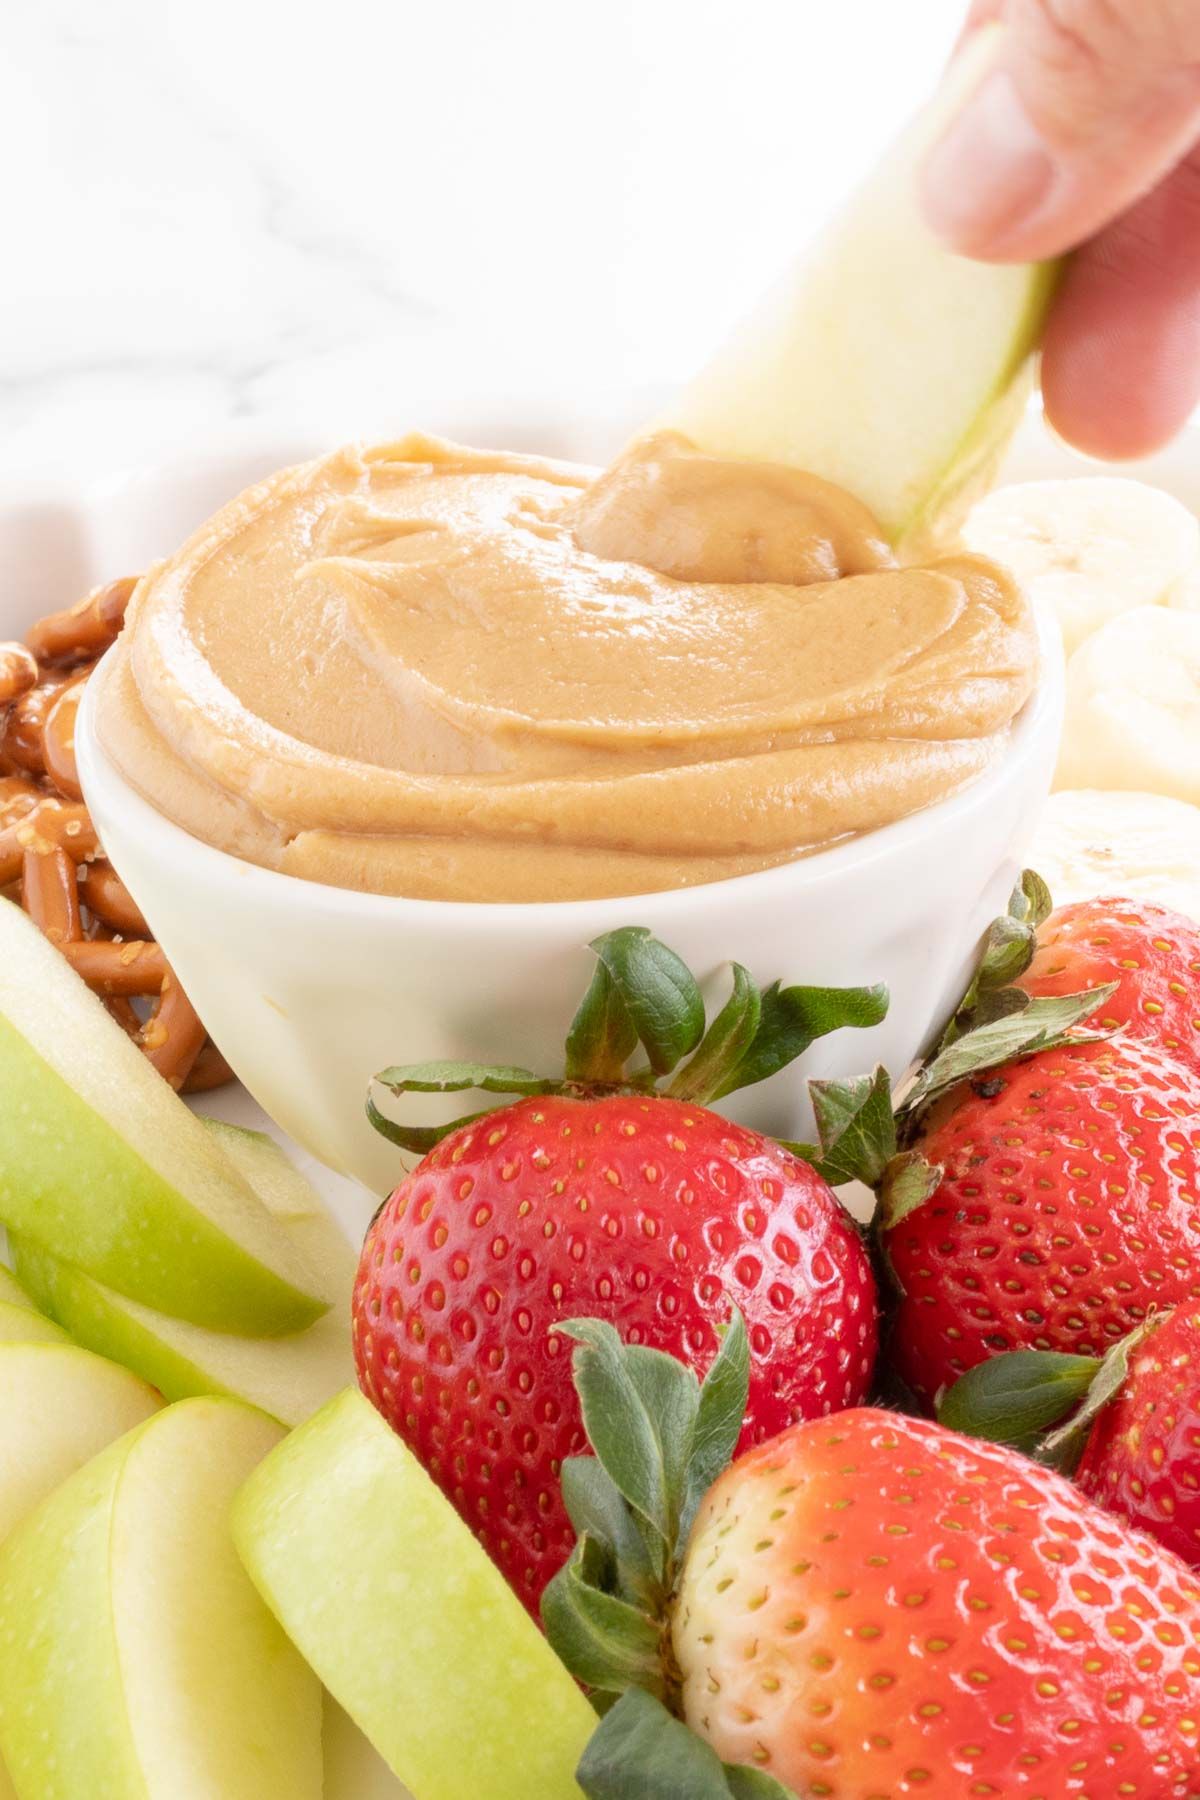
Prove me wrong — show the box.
[936,1313,1162,1472]
[366,925,888,1156]
[784,871,1117,1227]
[543,1311,799,1800]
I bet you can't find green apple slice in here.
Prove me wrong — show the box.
[656,26,1058,546]
[0,1341,160,1542]
[0,898,327,1333]
[10,1122,357,1427]
[233,1388,593,1800]
[0,1299,70,1346]
[199,1117,337,1223]
[0,1265,40,1314]
[0,1395,322,1799]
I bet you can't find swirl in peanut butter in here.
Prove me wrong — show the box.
[96,433,1038,902]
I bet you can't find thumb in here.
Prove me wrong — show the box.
[921,1,1200,260]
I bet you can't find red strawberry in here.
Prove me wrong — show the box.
[354,1093,876,1610]
[1018,896,1200,1066]
[672,1407,1200,1798]
[353,927,884,1611]
[1076,1306,1200,1569]
[886,1035,1200,1408]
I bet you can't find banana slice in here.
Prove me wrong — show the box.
[962,477,1200,654]
[1055,606,1200,800]
[1029,789,1200,921]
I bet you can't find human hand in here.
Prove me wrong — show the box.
[921,1,1200,458]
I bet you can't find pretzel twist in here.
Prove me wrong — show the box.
[1,581,231,1093]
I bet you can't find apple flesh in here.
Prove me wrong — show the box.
[0,1299,70,1346]
[233,1388,594,1800]
[656,26,1058,547]
[0,899,327,1334]
[0,1341,160,1543]
[0,1265,40,1315]
[0,1395,322,1798]
[11,1121,357,1427]
[325,1699,415,1800]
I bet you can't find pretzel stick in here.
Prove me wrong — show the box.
[16,799,100,864]
[22,847,82,947]
[25,577,136,666]
[142,972,208,1090]
[0,644,38,706]
[0,828,21,887]
[63,939,168,997]
[183,1042,235,1093]
[105,995,143,1039]
[41,682,84,802]
[80,860,148,935]
[0,775,43,824]
[1,679,68,776]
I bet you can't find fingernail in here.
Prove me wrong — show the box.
[921,66,1057,251]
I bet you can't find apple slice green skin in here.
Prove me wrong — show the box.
[0,899,327,1335]
[657,25,1059,549]
[0,1395,322,1799]
[11,1121,358,1427]
[233,1388,594,1800]
[0,1341,160,1543]
[12,1231,353,1428]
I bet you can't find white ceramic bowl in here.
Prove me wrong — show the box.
[70,427,1067,1197]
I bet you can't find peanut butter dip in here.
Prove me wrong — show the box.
[96,433,1038,903]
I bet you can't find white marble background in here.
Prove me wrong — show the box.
[2,0,965,485]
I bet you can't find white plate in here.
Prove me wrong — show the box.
[4,403,1197,1239]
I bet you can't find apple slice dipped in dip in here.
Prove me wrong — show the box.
[94,29,1049,907]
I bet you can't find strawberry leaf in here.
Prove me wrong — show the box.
[591,929,706,1078]
[803,1066,896,1188]
[679,1311,750,1544]
[576,1688,799,1799]
[711,980,888,1100]
[876,1151,943,1230]
[372,1060,561,1097]
[567,961,640,1084]
[899,984,1118,1119]
[938,1350,1100,1452]
[560,1458,662,1612]
[1040,1316,1161,1474]
[668,966,762,1104]
[556,1320,694,1562]
[365,1098,493,1156]
[541,1537,666,1700]
[939,870,1053,1048]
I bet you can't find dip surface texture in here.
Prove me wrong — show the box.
[97,434,1038,902]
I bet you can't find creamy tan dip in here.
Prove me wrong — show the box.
[96,433,1038,902]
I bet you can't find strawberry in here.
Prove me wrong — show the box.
[353,928,884,1612]
[887,1035,1200,1408]
[673,1408,1200,1799]
[1076,1306,1200,1568]
[946,1307,1200,1573]
[1018,896,1200,1067]
[788,879,1200,1413]
[545,1316,1200,1799]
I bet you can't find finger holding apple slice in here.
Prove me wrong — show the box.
[655,25,1058,549]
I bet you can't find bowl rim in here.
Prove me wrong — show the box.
[77,598,1064,937]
